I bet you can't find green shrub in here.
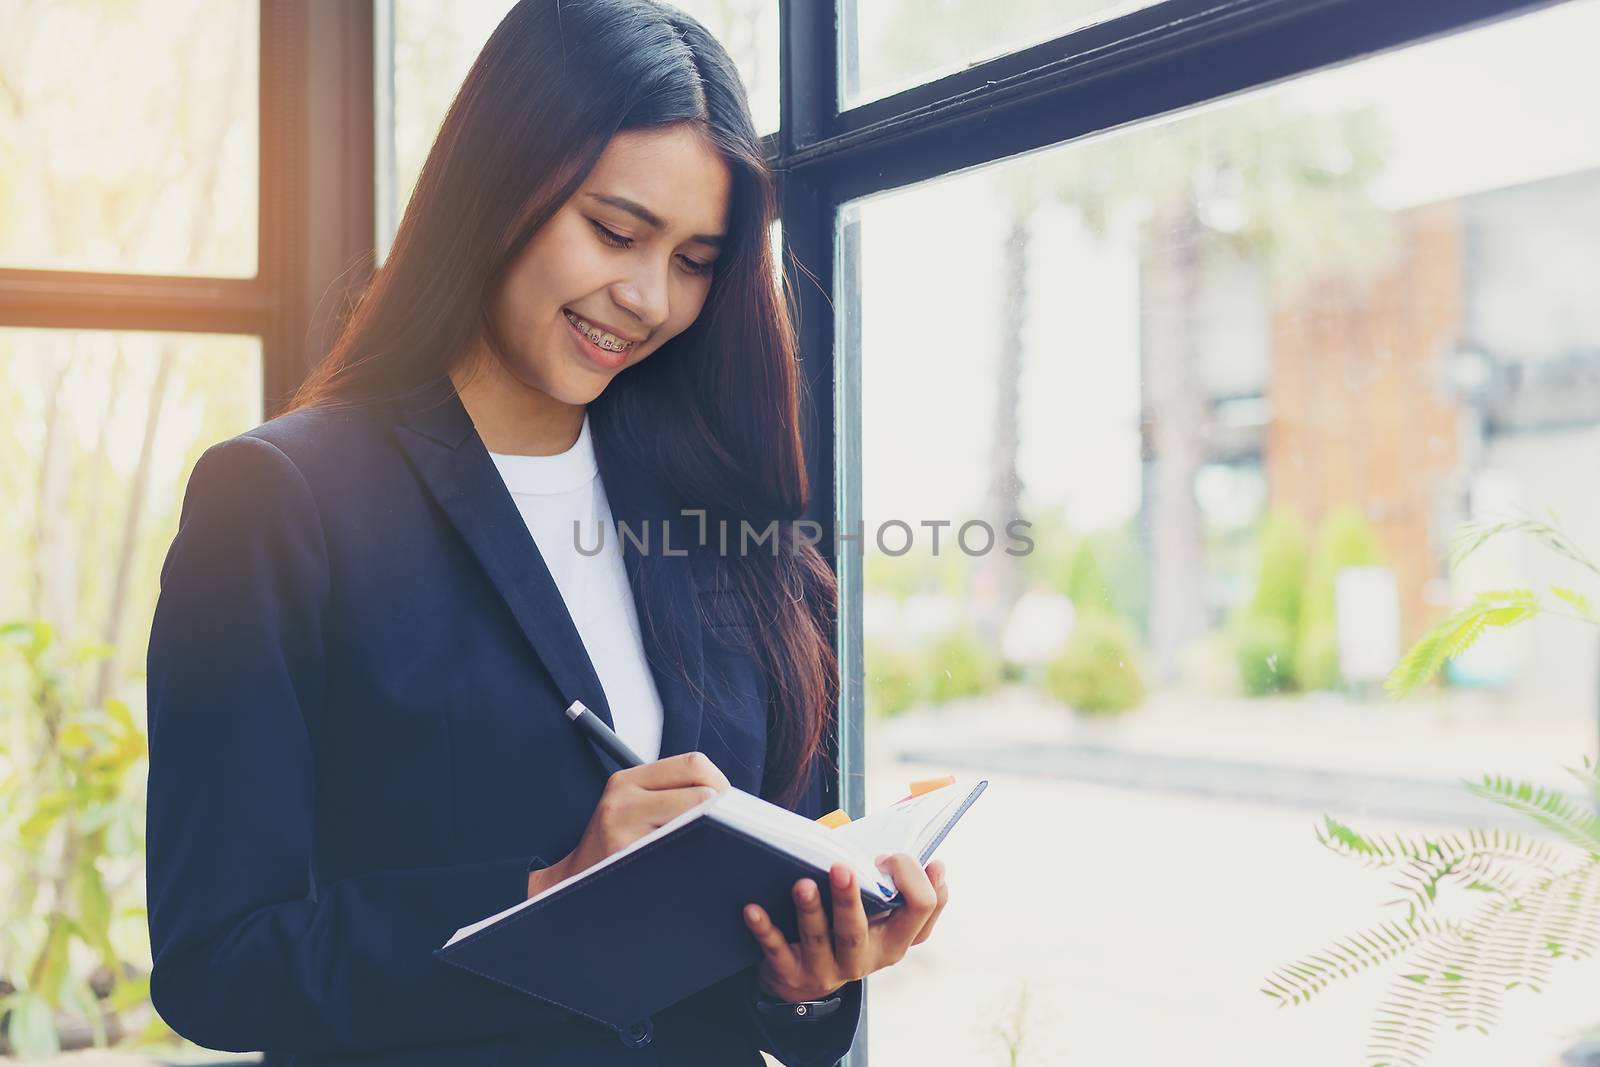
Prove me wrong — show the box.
[0,621,153,1057]
[1230,613,1296,695]
[863,641,925,719]
[923,628,1003,705]
[1227,508,1308,696]
[1062,540,1117,618]
[1248,509,1310,630]
[863,548,968,601]
[1293,621,1340,694]
[1295,505,1384,690]
[1025,513,1148,639]
[1043,614,1146,714]
[863,628,1002,717]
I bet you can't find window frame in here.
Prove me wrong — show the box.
[767,1,1569,1061]
[0,0,377,416]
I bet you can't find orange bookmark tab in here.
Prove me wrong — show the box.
[895,774,957,803]
[815,808,852,828]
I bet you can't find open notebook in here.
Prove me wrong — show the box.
[435,777,987,1029]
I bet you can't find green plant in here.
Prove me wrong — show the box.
[1296,505,1384,690]
[924,628,1003,705]
[1043,613,1146,714]
[1265,766,1600,1067]
[864,627,1003,719]
[1385,513,1597,696]
[1228,509,1308,695]
[1061,540,1117,619]
[988,979,1031,1067]
[863,640,925,719]
[1229,613,1296,696]
[0,621,161,1057]
[1264,510,1600,1067]
[863,547,969,602]
[1023,513,1148,640]
[1250,508,1311,631]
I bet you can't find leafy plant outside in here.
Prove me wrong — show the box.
[0,620,170,1057]
[1264,510,1600,1067]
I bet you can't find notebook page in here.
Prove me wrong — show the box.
[707,788,897,900]
[829,779,980,865]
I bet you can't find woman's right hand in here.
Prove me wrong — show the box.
[528,751,732,898]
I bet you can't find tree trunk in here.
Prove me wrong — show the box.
[977,212,1031,643]
[32,349,76,634]
[1140,204,1211,684]
[92,347,175,707]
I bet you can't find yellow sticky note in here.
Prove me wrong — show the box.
[907,775,956,797]
[815,808,852,828]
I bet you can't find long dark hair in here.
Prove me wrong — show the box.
[289,0,835,810]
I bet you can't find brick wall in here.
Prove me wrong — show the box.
[1265,202,1467,645]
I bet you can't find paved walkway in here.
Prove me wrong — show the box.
[856,686,1600,1067]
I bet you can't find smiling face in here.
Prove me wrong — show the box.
[478,124,733,409]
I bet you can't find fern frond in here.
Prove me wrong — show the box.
[1551,586,1599,622]
[1466,774,1600,851]
[1407,897,1515,1037]
[1441,859,1600,1010]
[1384,590,1539,697]
[1319,817,1562,876]
[1316,817,1443,866]
[1308,817,1600,1067]
[1563,758,1600,806]
[1447,512,1600,578]
[1366,896,1519,1067]
[1386,849,1542,921]
[1263,916,1457,1007]
[1537,860,1600,963]
[1368,966,1448,1067]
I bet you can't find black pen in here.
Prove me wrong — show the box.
[565,699,645,769]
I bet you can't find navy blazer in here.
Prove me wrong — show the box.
[144,374,864,1066]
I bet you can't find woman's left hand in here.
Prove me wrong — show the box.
[741,853,950,1002]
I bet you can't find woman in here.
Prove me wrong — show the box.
[143,2,950,1064]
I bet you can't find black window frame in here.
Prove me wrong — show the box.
[768,2,1566,1061]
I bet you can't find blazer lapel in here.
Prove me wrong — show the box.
[389,375,705,763]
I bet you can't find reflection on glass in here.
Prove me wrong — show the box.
[0,0,258,276]
[384,0,778,258]
[840,0,1158,108]
[843,4,1600,1064]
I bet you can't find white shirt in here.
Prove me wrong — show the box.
[487,412,665,763]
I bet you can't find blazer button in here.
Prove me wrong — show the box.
[617,1016,654,1048]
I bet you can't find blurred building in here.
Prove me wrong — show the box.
[1158,165,1600,697]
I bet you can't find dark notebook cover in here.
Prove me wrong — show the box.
[433,780,986,1030]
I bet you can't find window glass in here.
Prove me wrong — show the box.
[843,3,1600,1063]
[0,0,258,276]
[840,0,1160,109]
[0,328,260,1024]
[0,330,262,685]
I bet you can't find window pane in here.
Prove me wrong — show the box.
[0,0,258,276]
[381,0,777,259]
[844,3,1600,1064]
[841,0,1160,109]
[0,328,260,1039]
[0,329,262,684]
